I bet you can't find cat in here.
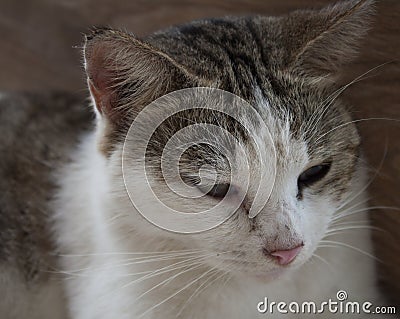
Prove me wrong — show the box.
[0,0,392,318]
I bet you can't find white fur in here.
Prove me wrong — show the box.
[53,96,383,319]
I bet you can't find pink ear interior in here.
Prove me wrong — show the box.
[85,42,119,120]
[83,28,196,127]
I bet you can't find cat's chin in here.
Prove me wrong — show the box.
[251,269,285,282]
[233,268,286,283]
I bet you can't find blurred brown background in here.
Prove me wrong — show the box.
[0,0,399,304]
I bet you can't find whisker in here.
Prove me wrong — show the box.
[311,253,335,274]
[319,240,380,262]
[135,252,230,300]
[220,272,233,291]
[196,271,227,296]
[55,251,211,276]
[329,220,370,229]
[325,225,383,236]
[137,260,225,318]
[336,141,388,212]
[57,248,206,258]
[120,253,220,291]
[133,262,203,295]
[335,198,370,217]
[315,117,400,144]
[176,269,224,317]
[122,256,210,281]
[333,205,400,221]
[304,61,394,140]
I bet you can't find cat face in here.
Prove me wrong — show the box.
[84,0,373,279]
[119,84,360,279]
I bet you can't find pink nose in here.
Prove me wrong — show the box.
[270,245,303,265]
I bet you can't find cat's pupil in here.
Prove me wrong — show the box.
[297,163,331,196]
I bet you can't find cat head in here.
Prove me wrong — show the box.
[84,0,374,278]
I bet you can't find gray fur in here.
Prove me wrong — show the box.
[1,0,376,317]
[0,92,92,282]
[85,0,372,200]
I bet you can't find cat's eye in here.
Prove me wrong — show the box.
[197,183,231,199]
[298,163,331,188]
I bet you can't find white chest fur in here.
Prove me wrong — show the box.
[54,132,382,319]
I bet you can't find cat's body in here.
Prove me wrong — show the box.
[0,93,92,319]
[1,1,391,318]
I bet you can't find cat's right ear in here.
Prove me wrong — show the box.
[277,0,375,81]
[83,28,196,127]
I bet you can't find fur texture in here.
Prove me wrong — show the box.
[1,0,393,318]
[57,0,387,318]
[0,92,92,318]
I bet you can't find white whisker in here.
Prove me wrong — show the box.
[120,253,221,291]
[316,117,400,144]
[176,269,224,317]
[57,248,206,258]
[137,260,225,318]
[311,253,335,274]
[319,240,380,262]
[57,250,211,276]
[304,61,394,141]
[336,141,388,212]
[333,205,400,221]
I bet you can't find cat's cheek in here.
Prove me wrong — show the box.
[297,200,334,251]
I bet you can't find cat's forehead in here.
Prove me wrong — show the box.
[251,82,361,172]
[147,17,348,141]
[147,17,281,100]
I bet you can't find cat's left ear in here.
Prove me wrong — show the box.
[83,28,197,127]
[83,28,199,154]
[279,0,375,80]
